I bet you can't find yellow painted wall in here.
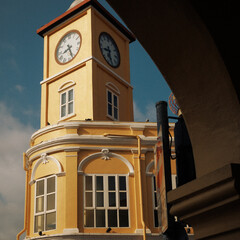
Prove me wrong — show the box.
[47,9,92,78]
[91,9,131,82]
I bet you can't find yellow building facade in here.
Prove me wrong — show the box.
[17,1,178,240]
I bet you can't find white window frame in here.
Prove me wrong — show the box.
[106,89,119,120]
[34,175,57,233]
[60,87,74,120]
[84,174,129,228]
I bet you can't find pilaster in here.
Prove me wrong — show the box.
[64,150,79,233]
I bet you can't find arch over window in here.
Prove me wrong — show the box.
[78,149,134,176]
[106,82,120,95]
[58,80,76,92]
[146,160,154,176]
[30,153,64,185]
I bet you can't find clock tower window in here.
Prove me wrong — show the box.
[107,90,119,121]
[60,88,74,119]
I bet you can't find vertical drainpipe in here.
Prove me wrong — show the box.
[103,133,147,239]
[137,136,146,240]
[16,153,30,240]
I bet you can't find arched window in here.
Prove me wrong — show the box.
[34,175,57,233]
[79,150,133,228]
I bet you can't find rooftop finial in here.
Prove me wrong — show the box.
[68,0,85,11]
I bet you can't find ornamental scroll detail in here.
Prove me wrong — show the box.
[101,149,110,160]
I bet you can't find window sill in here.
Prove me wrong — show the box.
[58,113,76,122]
[106,114,119,121]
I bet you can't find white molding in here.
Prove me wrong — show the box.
[30,153,63,184]
[135,228,151,234]
[63,228,79,234]
[40,56,133,90]
[40,56,92,85]
[92,56,132,89]
[146,160,154,176]
[78,150,134,176]
[58,80,76,92]
[28,146,152,163]
[31,121,157,141]
[106,82,120,95]
[27,134,157,158]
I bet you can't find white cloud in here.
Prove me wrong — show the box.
[15,85,24,93]
[0,102,35,240]
[133,101,157,122]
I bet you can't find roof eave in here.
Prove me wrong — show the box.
[36,0,136,43]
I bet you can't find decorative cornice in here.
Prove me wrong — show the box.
[28,146,153,163]
[30,121,158,141]
[40,56,133,90]
[27,134,157,159]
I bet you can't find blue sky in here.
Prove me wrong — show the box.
[0,0,173,239]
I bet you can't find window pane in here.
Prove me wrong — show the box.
[96,210,105,227]
[154,193,157,207]
[85,192,93,207]
[107,91,112,103]
[108,103,112,116]
[96,176,103,190]
[84,210,94,227]
[154,210,159,227]
[109,192,116,207]
[119,210,129,227]
[68,102,73,114]
[113,95,118,107]
[114,107,118,120]
[34,214,44,233]
[46,212,56,231]
[108,210,117,227]
[61,93,66,104]
[68,89,73,101]
[47,177,55,194]
[47,194,55,211]
[119,192,127,207]
[36,197,44,213]
[119,176,126,190]
[36,180,44,196]
[153,177,156,191]
[85,176,92,190]
[61,105,66,117]
[108,176,115,190]
[96,192,104,207]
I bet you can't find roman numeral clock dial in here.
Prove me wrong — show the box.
[56,30,81,64]
[99,32,120,68]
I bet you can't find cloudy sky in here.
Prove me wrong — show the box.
[0,1,173,239]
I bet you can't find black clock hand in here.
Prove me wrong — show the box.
[105,46,113,64]
[67,44,73,57]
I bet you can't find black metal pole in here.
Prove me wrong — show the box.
[156,101,175,228]
[156,101,189,240]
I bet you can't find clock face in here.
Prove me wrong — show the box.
[56,30,81,64]
[99,32,120,68]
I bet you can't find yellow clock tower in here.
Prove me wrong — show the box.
[38,0,135,127]
[17,1,178,240]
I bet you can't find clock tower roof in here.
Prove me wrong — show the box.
[37,0,135,43]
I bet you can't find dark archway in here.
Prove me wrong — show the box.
[106,1,240,239]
